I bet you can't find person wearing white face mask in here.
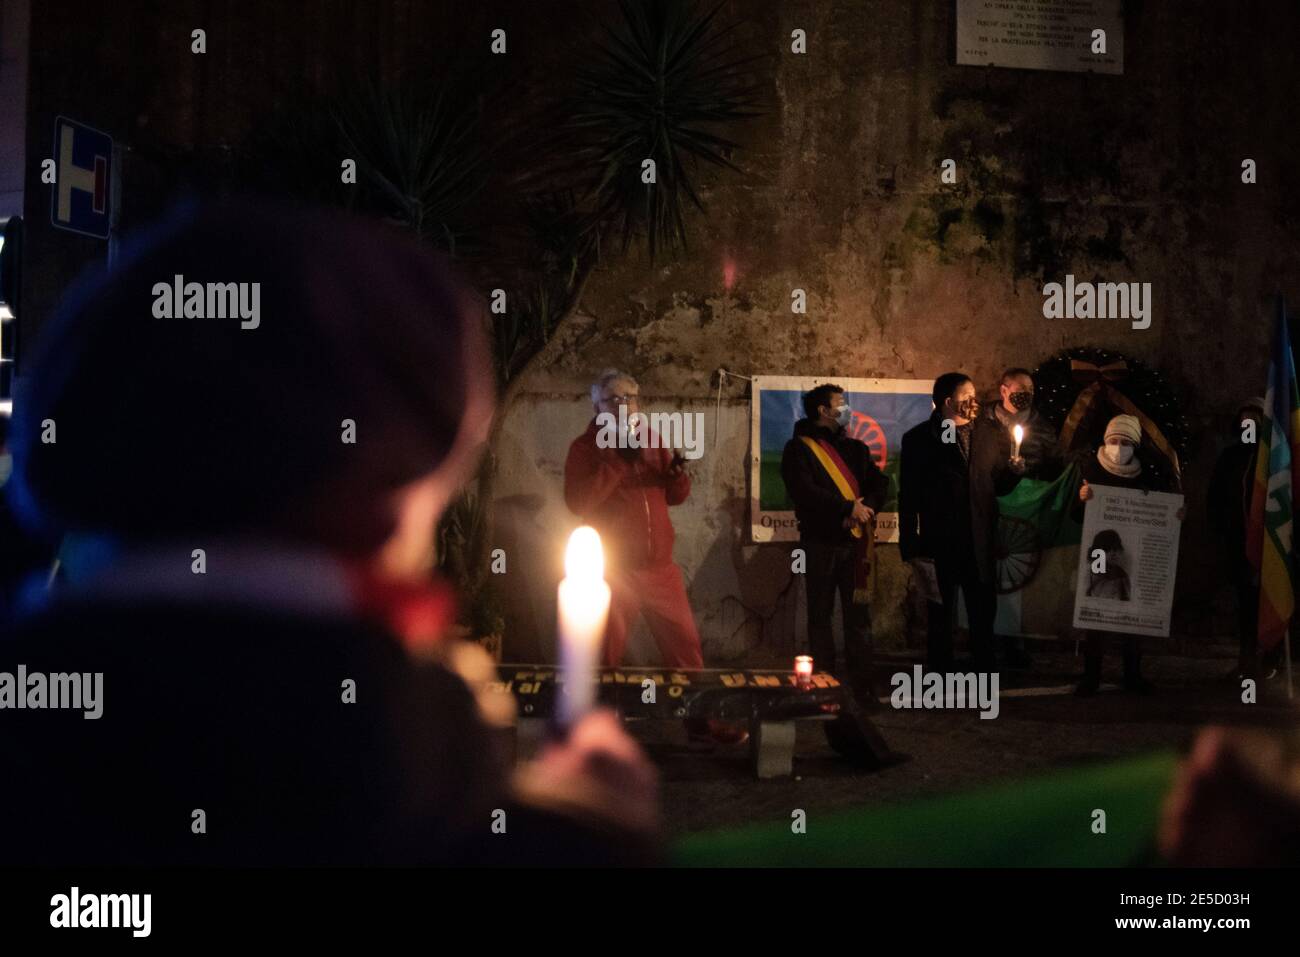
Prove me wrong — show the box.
[1073,414,1183,695]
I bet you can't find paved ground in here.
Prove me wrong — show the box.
[629,650,1300,836]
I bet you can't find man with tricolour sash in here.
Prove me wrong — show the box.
[780,383,890,707]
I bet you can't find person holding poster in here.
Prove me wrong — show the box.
[1072,415,1183,695]
[781,383,890,705]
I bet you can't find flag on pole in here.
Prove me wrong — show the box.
[1246,298,1300,652]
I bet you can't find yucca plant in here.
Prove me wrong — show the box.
[562,0,765,260]
[437,477,504,651]
[225,4,763,654]
[330,79,488,257]
[489,191,601,386]
[521,189,601,295]
[236,75,489,259]
[236,74,500,632]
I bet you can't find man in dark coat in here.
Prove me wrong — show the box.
[899,372,991,672]
[968,367,1063,669]
[1207,399,1266,680]
[0,199,658,866]
[780,383,889,703]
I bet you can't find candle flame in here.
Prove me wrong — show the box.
[565,526,605,582]
[1013,424,1024,442]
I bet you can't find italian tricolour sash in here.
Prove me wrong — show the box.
[799,436,876,604]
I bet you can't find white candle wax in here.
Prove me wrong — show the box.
[557,526,611,728]
[1012,424,1024,458]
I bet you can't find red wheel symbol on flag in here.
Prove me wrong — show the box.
[847,412,887,470]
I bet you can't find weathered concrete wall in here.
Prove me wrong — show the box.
[17,1,1300,663]
[499,0,1300,662]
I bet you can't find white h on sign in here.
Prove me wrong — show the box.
[51,116,113,239]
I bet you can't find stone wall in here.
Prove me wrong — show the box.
[18,1,1300,663]
[498,0,1300,662]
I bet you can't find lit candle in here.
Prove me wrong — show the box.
[794,655,814,689]
[557,526,611,729]
[1012,424,1024,459]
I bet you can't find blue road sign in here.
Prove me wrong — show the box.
[51,116,113,239]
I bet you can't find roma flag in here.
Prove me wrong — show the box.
[989,462,1083,637]
[1246,298,1300,652]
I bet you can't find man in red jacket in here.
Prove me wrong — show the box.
[564,369,704,670]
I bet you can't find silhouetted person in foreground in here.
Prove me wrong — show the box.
[1160,726,1300,866]
[0,199,657,865]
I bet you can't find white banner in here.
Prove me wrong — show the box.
[1072,485,1183,637]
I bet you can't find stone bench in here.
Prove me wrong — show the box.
[491,665,894,778]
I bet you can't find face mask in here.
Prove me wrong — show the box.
[1104,443,1134,466]
[833,404,852,427]
[956,398,979,419]
[615,413,644,452]
[1009,391,1032,412]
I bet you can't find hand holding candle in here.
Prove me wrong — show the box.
[557,526,611,730]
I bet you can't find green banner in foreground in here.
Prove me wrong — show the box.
[671,750,1177,867]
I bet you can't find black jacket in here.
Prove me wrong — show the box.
[0,601,653,866]
[1207,439,1257,579]
[780,418,889,545]
[969,405,1063,583]
[899,411,974,563]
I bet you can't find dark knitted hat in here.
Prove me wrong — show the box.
[8,197,493,543]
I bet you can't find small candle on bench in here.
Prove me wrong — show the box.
[794,655,814,689]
